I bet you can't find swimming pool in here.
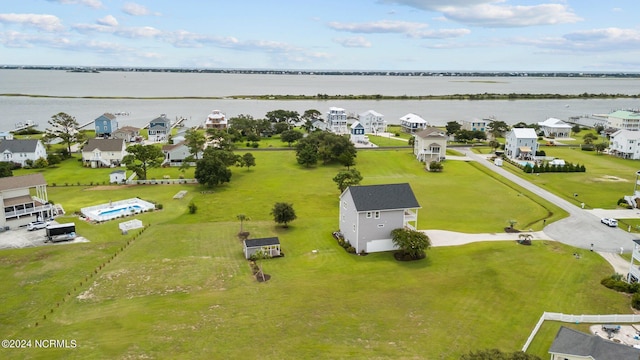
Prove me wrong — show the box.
[81,198,155,222]
[519,161,534,168]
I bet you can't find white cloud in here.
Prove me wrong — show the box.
[329,20,428,34]
[509,28,640,53]
[46,0,104,9]
[410,28,470,38]
[333,36,372,48]
[122,2,160,16]
[97,15,118,27]
[0,13,65,32]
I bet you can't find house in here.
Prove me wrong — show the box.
[109,170,126,184]
[627,239,640,281]
[205,110,227,130]
[112,126,141,143]
[358,110,386,134]
[609,129,640,160]
[549,326,640,360]
[0,139,47,167]
[81,138,127,168]
[538,117,572,138]
[162,141,201,166]
[243,237,281,259]
[0,132,13,140]
[400,113,428,134]
[327,107,348,135]
[310,119,327,132]
[0,173,53,228]
[148,114,172,139]
[350,121,367,144]
[339,183,420,254]
[413,127,447,163]
[94,113,118,137]
[504,128,539,160]
[607,110,640,131]
[462,119,488,132]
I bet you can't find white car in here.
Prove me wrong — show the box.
[601,218,618,228]
[27,221,49,231]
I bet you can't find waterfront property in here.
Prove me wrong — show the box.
[0,139,47,167]
[162,141,201,167]
[205,110,228,130]
[80,198,155,222]
[148,114,172,139]
[413,127,447,164]
[462,118,488,132]
[607,110,640,131]
[349,121,367,144]
[81,138,127,168]
[94,113,118,137]
[326,107,348,135]
[243,237,281,259]
[399,113,428,134]
[358,110,386,134]
[112,126,141,143]
[0,173,53,228]
[339,183,420,254]
[538,117,572,138]
[609,129,640,160]
[504,128,539,160]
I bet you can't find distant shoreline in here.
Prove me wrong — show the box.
[1,93,639,101]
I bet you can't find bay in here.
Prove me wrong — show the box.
[0,69,638,131]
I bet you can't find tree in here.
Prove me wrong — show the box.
[194,148,237,187]
[391,228,431,260]
[486,120,509,139]
[280,129,303,146]
[489,140,500,151]
[296,141,318,167]
[271,202,297,228]
[301,109,322,132]
[571,124,582,135]
[48,112,79,154]
[333,169,363,192]
[265,109,300,124]
[238,152,256,170]
[184,128,206,160]
[229,114,258,137]
[594,142,607,154]
[0,162,13,178]
[237,214,250,233]
[583,133,598,145]
[122,144,164,180]
[445,121,461,136]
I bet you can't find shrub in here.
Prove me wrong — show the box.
[601,275,633,293]
[346,246,356,254]
[156,204,163,210]
[632,293,640,310]
[188,201,197,214]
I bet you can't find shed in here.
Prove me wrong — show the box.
[243,237,281,259]
[110,170,126,184]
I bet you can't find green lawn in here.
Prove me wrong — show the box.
[0,149,630,359]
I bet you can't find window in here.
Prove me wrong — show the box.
[342,201,347,209]
[353,224,356,232]
[366,212,372,218]
[374,211,380,219]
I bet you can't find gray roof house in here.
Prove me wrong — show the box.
[0,139,47,167]
[243,237,281,259]
[339,183,420,254]
[549,326,640,360]
[0,173,53,228]
[81,138,127,168]
[148,114,171,138]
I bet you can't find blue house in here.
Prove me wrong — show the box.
[148,114,172,140]
[94,113,118,137]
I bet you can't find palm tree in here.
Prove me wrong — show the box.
[237,214,249,232]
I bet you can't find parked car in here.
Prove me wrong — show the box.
[601,218,618,227]
[27,221,49,231]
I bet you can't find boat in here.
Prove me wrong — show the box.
[15,120,38,129]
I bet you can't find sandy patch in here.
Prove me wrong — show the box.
[594,175,629,182]
[85,185,137,191]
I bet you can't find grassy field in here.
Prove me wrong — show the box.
[0,149,631,359]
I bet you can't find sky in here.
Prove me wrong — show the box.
[1,0,639,72]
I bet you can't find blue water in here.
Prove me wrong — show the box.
[98,205,143,216]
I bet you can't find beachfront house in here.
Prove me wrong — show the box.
[0,173,53,228]
[610,129,640,160]
[112,126,141,143]
[538,117,572,138]
[504,128,538,160]
[413,127,447,164]
[205,110,228,130]
[81,138,127,168]
[339,183,420,254]
[607,110,640,131]
[350,121,367,144]
[462,119,488,132]
[400,113,428,134]
[94,113,118,137]
[148,114,172,140]
[243,237,281,259]
[358,110,386,134]
[162,141,201,166]
[0,139,47,167]
[327,107,348,135]
[548,326,640,360]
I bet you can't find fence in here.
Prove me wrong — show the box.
[522,312,640,351]
[126,179,198,185]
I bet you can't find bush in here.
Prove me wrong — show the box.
[156,203,163,210]
[346,246,356,254]
[188,201,197,214]
[632,293,640,310]
[601,275,634,293]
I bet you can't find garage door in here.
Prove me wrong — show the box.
[366,239,397,253]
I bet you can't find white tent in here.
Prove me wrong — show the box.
[119,219,143,234]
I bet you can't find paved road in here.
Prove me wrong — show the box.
[461,149,639,253]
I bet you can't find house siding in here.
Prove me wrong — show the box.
[339,190,360,251]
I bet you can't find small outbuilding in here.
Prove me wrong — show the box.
[243,237,281,259]
[110,170,126,184]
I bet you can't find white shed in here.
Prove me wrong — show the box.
[110,170,126,184]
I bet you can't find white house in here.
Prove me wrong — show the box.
[610,129,640,159]
[538,117,572,138]
[205,110,227,130]
[81,138,127,168]
[462,119,488,132]
[400,113,428,134]
[504,128,538,160]
[327,107,348,134]
[0,139,47,167]
[0,173,53,228]
[162,141,202,166]
[339,183,420,254]
[350,121,367,144]
[358,110,386,134]
[549,326,640,360]
[607,110,640,131]
[413,127,447,163]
